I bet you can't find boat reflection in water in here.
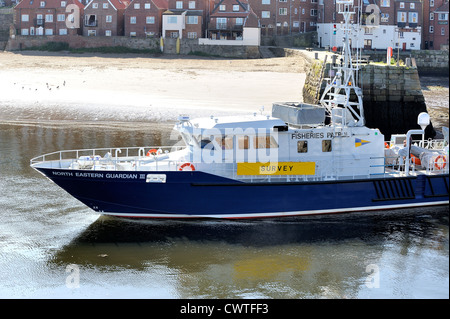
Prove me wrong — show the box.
[51,207,448,298]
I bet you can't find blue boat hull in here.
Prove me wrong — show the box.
[36,168,449,218]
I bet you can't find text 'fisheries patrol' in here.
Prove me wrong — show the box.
[291,131,349,139]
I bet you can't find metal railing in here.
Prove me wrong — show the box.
[30,139,448,182]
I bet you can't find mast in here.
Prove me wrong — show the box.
[320,0,365,127]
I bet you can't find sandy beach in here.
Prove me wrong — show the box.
[0,51,308,124]
[0,51,447,131]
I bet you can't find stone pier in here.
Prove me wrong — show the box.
[302,58,435,139]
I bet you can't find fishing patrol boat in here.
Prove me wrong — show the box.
[30,1,449,219]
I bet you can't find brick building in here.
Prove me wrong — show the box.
[162,0,209,38]
[423,0,449,49]
[83,0,130,36]
[124,0,167,37]
[317,0,424,50]
[250,0,317,36]
[14,0,84,36]
[207,0,258,39]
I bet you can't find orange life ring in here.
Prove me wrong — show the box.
[384,142,390,148]
[146,149,159,156]
[434,155,447,170]
[410,154,421,166]
[178,163,195,171]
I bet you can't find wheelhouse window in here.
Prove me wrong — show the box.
[297,141,308,153]
[322,140,332,152]
[238,136,250,149]
[215,136,234,150]
[254,136,278,149]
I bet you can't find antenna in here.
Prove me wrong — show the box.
[319,0,365,127]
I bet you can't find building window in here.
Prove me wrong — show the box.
[187,16,198,24]
[219,4,226,11]
[236,17,243,25]
[430,0,434,7]
[93,3,98,9]
[40,1,45,7]
[438,13,448,21]
[105,30,111,36]
[409,12,418,23]
[57,14,65,22]
[146,16,155,24]
[310,9,318,16]
[429,26,434,33]
[61,1,66,7]
[176,1,183,9]
[134,3,140,9]
[103,3,108,8]
[45,14,53,22]
[145,3,151,9]
[189,1,196,9]
[130,16,136,24]
[380,0,389,7]
[21,29,29,35]
[59,28,67,35]
[430,13,434,20]
[44,28,53,35]
[279,8,287,15]
[87,30,96,36]
[170,32,178,38]
[442,27,445,36]
[262,0,270,4]
[168,16,177,24]
[399,2,404,8]
[216,17,227,28]
[106,15,112,23]
[233,4,239,11]
[262,11,270,18]
[410,3,414,9]
[188,32,197,39]
[130,32,137,37]
[21,14,29,22]
[397,12,407,23]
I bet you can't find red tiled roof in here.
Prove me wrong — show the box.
[16,0,84,9]
[108,0,131,9]
[151,0,168,9]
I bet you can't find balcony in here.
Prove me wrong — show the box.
[208,22,243,32]
[85,21,98,27]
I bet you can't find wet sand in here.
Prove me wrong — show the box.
[0,51,447,130]
[0,51,308,123]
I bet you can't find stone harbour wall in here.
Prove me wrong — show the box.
[303,58,435,139]
[5,35,261,58]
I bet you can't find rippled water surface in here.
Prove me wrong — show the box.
[0,119,448,299]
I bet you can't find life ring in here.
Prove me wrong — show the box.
[434,155,447,170]
[146,149,160,156]
[178,163,195,171]
[384,142,390,149]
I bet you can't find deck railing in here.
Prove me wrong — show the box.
[30,139,448,182]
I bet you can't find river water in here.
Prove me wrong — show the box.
[0,78,448,300]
